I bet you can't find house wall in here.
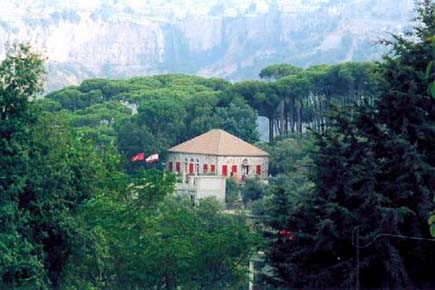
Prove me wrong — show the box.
[167,153,219,177]
[167,152,268,203]
[195,176,226,202]
[216,156,269,180]
[167,152,269,180]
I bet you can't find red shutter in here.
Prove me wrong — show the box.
[168,162,173,172]
[189,163,194,174]
[176,162,180,173]
[203,164,208,173]
[222,165,228,176]
[256,165,261,175]
[211,164,216,173]
[232,165,237,173]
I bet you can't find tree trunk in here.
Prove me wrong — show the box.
[299,101,303,134]
[268,116,274,142]
[290,97,295,133]
[284,97,289,134]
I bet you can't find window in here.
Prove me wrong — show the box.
[189,163,194,174]
[256,165,262,175]
[168,162,173,172]
[231,165,237,174]
[203,164,208,173]
[222,165,228,176]
[176,162,180,173]
[211,164,216,173]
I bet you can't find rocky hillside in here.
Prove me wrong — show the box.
[0,0,414,92]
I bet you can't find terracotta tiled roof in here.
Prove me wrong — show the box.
[168,129,269,157]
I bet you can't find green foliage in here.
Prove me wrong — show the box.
[37,98,63,112]
[15,5,432,289]
[265,169,314,229]
[184,91,259,143]
[138,97,186,147]
[0,44,48,289]
[67,101,131,127]
[266,2,435,288]
[43,59,382,163]
[44,74,258,168]
[184,92,221,139]
[231,80,281,141]
[215,102,259,143]
[262,135,315,175]
[56,101,131,146]
[241,61,382,140]
[0,45,111,289]
[430,215,435,238]
[27,114,108,288]
[61,172,257,290]
[115,97,185,172]
[427,11,435,238]
[115,118,158,172]
[45,86,104,111]
[259,64,302,80]
[225,179,241,204]
[251,198,265,216]
[232,80,280,120]
[241,178,267,205]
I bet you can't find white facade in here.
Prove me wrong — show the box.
[167,152,269,182]
[176,175,226,203]
[167,152,269,203]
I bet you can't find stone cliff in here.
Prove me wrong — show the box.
[0,0,414,92]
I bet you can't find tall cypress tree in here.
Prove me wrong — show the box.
[267,1,435,289]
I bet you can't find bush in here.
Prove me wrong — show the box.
[225,179,240,204]
[241,178,266,205]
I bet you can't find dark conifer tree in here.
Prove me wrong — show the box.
[267,1,435,289]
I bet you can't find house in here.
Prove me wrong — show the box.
[166,129,269,203]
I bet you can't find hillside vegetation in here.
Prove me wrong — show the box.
[0,1,434,289]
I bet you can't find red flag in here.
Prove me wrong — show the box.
[145,153,159,163]
[131,152,145,162]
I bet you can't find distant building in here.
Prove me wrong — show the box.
[167,129,269,203]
